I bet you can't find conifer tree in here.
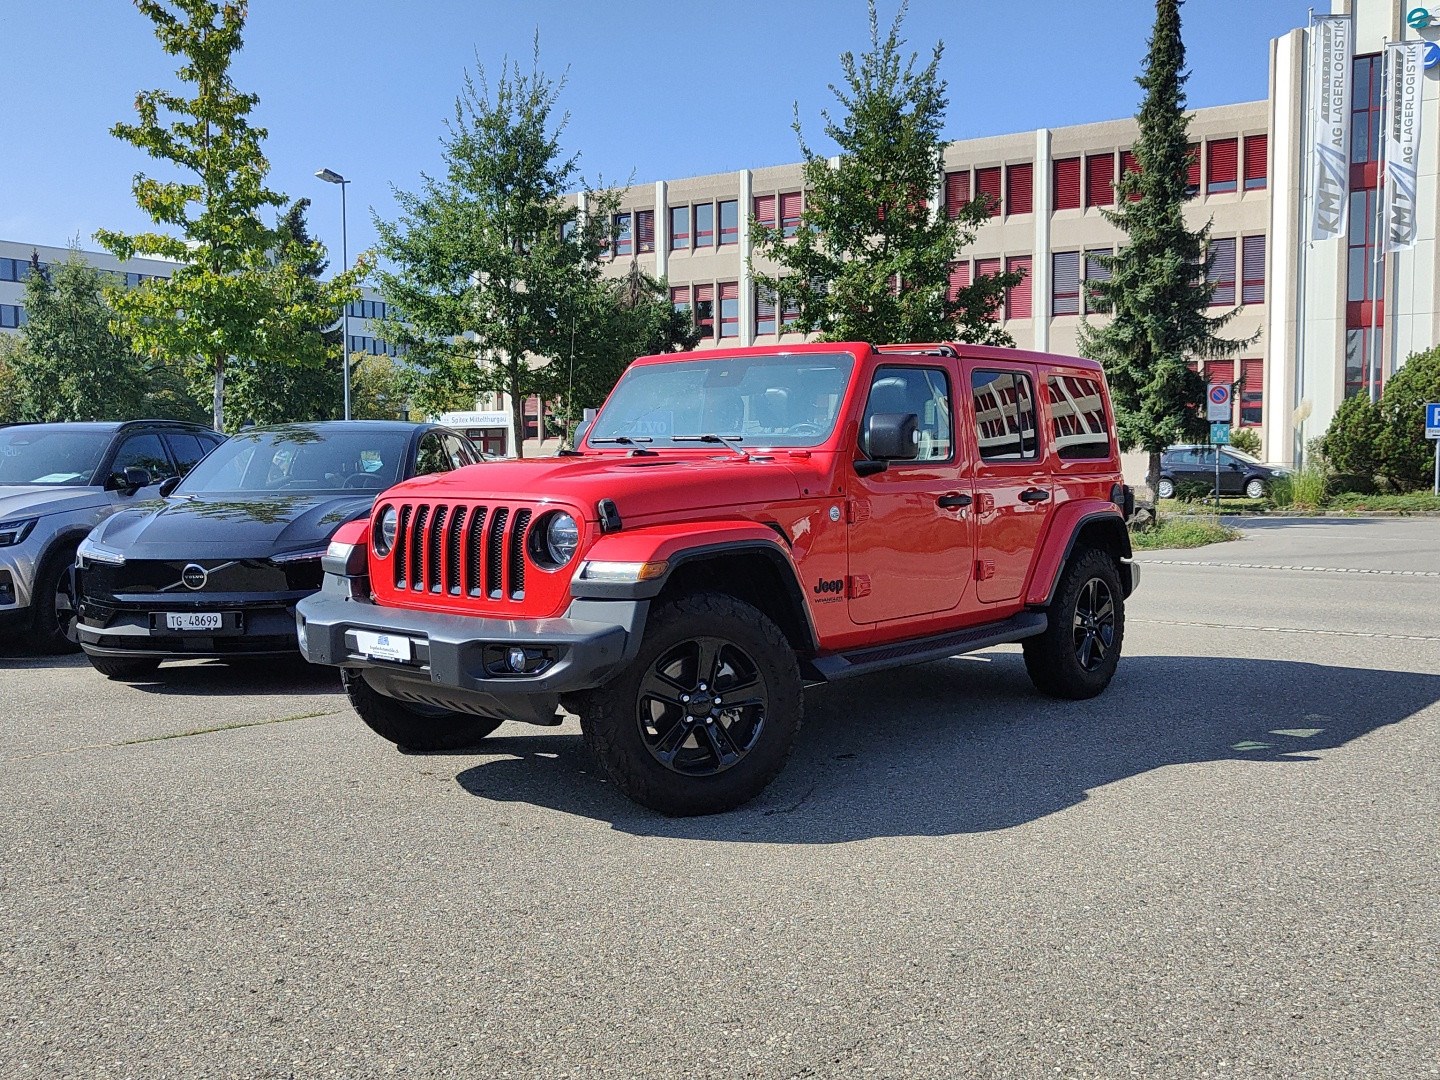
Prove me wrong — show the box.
[751,1,1016,345]
[1078,0,1251,506]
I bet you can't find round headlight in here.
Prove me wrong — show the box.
[541,512,580,568]
[374,505,398,558]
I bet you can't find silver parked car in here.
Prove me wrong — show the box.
[0,421,224,651]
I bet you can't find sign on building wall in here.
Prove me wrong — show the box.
[1383,41,1426,252]
[1309,15,1354,242]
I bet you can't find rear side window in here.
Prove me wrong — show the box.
[971,370,1037,461]
[1045,374,1112,460]
[163,433,210,475]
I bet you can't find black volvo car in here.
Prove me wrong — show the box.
[74,421,481,679]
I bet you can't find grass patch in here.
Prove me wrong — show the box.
[1130,519,1241,550]
[1326,491,1440,512]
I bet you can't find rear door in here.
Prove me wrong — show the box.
[965,361,1052,605]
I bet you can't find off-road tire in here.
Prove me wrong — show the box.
[1023,547,1124,700]
[576,591,802,817]
[33,546,81,654]
[1244,478,1266,499]
[1156,478,1175,500]
[343,669,502,751]
[86,654,162,680]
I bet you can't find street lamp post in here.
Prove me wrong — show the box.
[315,167,351,420]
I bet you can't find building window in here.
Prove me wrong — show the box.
[694,202,714,248]
[780,191,803,237]
[1051,251,1080,316]
[975,167,1001,217]
[1241,235,1265,304]
[944,171,970,218]
[947,262,971,304]
[1243,135,1267,190]
[780,295,801,331]
[1185,142,1201,195]
[1005,255,1032,319]
[974,258,1001,321]
[718,282,739,337]
[1346,188,1381,304]
[1085,153,1114,207]
[1345,328,1383,399]
[718,200,738,245]
[612,212,632,257]
[635,210,654,254]
[1006,163,1033,216]
[1351,54,1383,172]
[1239,359,1264,426]
[693,283,715,337]
[0,304,22,329]
[1083,249,1112,312]
[1120,150,1141,201]
[670,285,690,313]
[1053,157,1081,211]
[754,286,776,336]
[670,206,690,250]
[754,194,776,233]
[1207,237,1236,306]
[1206,139,1238,194]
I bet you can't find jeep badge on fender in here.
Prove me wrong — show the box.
[297,341,1139,816]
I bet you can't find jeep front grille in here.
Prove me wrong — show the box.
[391,501,531,600]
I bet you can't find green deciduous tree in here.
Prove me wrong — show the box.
[15,252,151,422]
[350,355,412,421]
[751,1,1015,345]
[372,49,611,456]
[1077,0,1251,506]
[1320,391,1384,484]
[97,0,360,432]
[0,335,24,423]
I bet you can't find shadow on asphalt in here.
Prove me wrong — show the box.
[452,653,1440,842]
[67,656,345,697]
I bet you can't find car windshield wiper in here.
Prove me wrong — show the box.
[590,435,656,456]
[671,434,749,460]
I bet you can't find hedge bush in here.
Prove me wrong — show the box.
[1323,345,1440,491]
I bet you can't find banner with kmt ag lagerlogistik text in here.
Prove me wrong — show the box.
[1383,41,1425,252]
[1310,15,1354,242]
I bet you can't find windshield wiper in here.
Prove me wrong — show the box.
[590,436,656,456]
[671,434,750,460]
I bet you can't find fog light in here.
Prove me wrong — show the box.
[0,570,14,607]
[507,646,528,672]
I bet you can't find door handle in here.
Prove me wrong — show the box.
[937,493,972,509]
[1018,488,1051,504]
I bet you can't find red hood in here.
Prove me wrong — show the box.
[386,451,819,523]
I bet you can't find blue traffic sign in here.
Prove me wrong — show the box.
[1210,422,1231,446]
[1426,402,1440,438]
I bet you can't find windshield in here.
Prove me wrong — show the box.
[587,352,855,449]
[0,428,111,486]
[177,429,411,495]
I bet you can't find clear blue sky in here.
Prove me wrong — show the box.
[4,0,1307,271]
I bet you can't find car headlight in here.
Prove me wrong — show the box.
[0,518,38,547]
[528,511,579,570]
[76,534,126,566]
[373,505,398,558]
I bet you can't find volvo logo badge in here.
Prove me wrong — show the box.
[181,564,208,590]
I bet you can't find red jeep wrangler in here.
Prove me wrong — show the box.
[297,342,1137,815]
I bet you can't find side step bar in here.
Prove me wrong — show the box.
[804,611,1047,683]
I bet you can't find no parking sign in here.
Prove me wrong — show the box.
[1206,383,1232,422]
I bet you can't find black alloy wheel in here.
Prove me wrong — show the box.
[1072,575,1116,673]
[1023,547,1125,700]
[637,636,768,777]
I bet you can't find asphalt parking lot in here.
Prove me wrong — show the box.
[2,517,1437,1079]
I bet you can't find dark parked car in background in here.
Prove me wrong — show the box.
[74,421,481,679]
[1158,444,1289,500]
[0,420,223,651]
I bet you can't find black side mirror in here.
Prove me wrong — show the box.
[107,466,153,494]
[861,413,920,461]
[158,475,182,497]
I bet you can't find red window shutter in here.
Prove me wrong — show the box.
[1244,134,1268,189]
[1207,139,1238,193]
[947,261,971,303]
[1185,143,1201,192]
[944,171,970,218]
[753,194,776,228]
[976,167,1002,217]
[635,210,654,253]
[1242,234,1265,304]
[1053,158,1081,210]
[975,257,1001,321]
[1240,358,1264,425]
[1085,154,1114,207]
[1005,256,1032,319]
[1206,360,1234,388]
[1006,163,1033,216]
[1120,150,1141,201]
[669,285,689,309]
[779,192,803,236]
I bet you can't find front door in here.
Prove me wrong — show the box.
[966,362,1052,605]
[846,363,974,624]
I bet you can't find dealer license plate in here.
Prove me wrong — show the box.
[353,630,414,663]
[166,612,223,632]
